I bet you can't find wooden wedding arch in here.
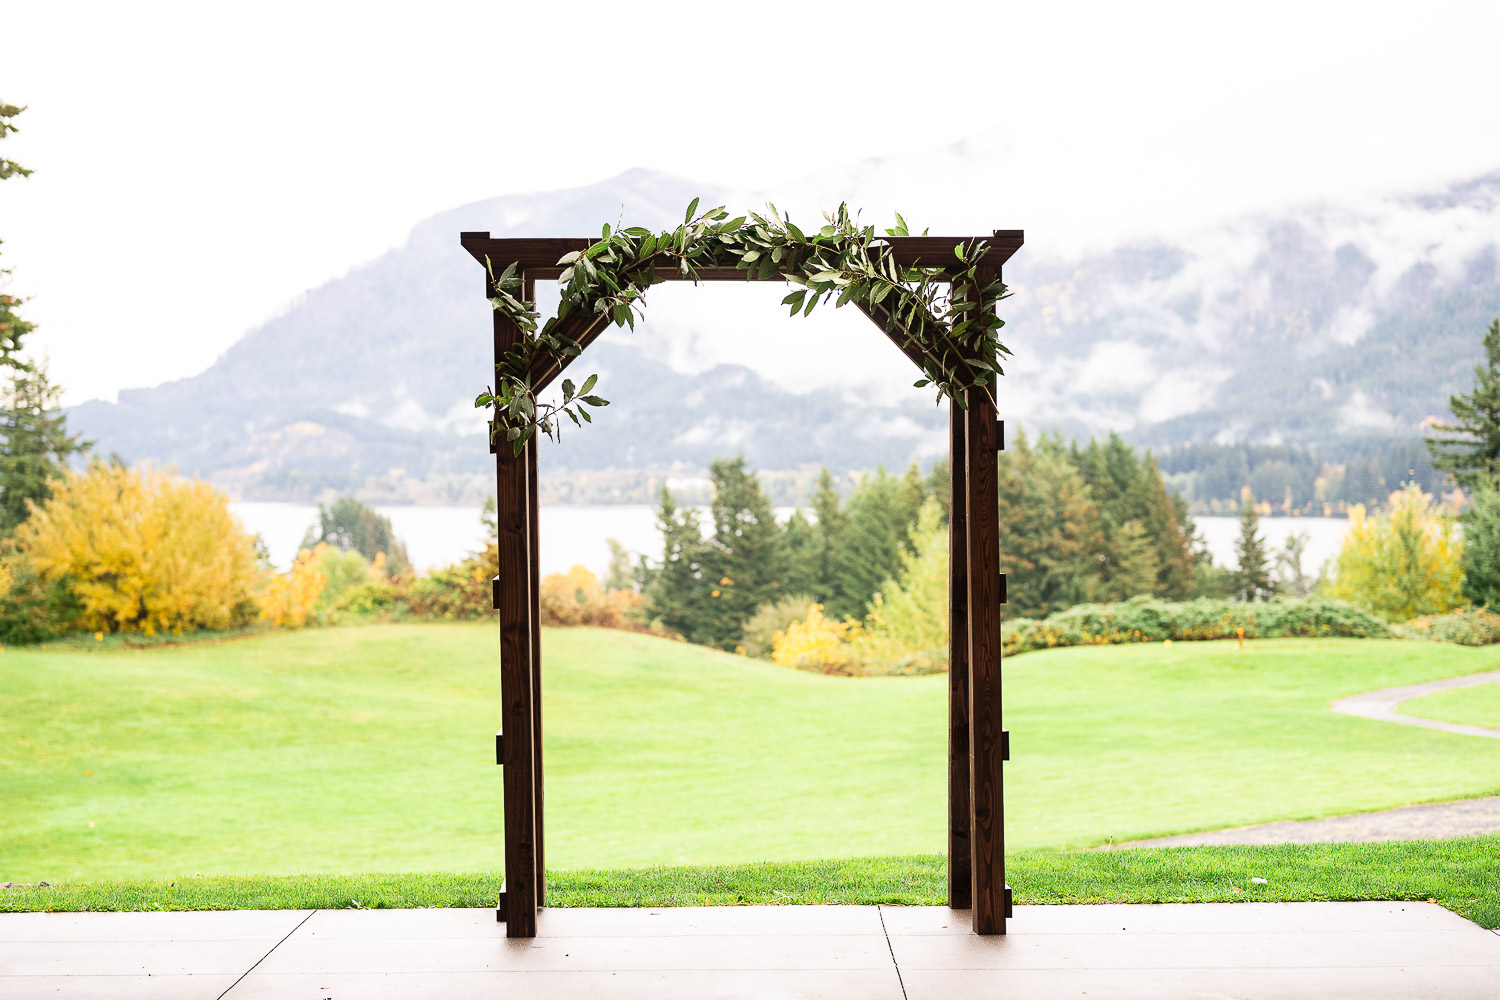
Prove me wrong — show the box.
[461,227,1023,937]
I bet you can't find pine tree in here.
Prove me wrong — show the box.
[827,466,907,620]
[1231,503,1273,601]
[1074,435,1159,601]
[0,362,88,533]
[645,486,715,641]
[0,104,88,533]
[779,510,820,600]
[700,456,783,648]
[1427,318,1500,489]
[302,497,412,576]
[1135,453,1196,599]
[1460,482,1500,608]
[1,102,35,369]
[810,467,847,605]
[896,462,928,548]
[925,458,952,523]
[998,430,1105,617]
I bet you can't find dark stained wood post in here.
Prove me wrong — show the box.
[964,263,1006,935]
[494,274,539,938]
[947,399,972,910]
[524,276,545,909]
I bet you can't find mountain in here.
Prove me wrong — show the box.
[68,168,1500,502]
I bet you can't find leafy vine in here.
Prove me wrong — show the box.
[474,201,1011,453]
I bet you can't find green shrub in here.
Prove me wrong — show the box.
[1395,607,1500,646]
[314,546,379,610]
[1002,596,1392,657]
[740,594,816,659]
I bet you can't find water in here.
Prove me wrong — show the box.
[231,502,1354,579]
[1193,516,1352,577]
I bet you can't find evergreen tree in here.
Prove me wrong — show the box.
[1460,480,1500,608]
[896,462,928,548]
[779,510,820,600]
[0,362,88,533]
[0,104,88,533]
[0,102,35,370]
[1427,318,1500,490]
[826,466,907,620]
[645,486,715,640]
[302,497,412,576]
[700,456,783,648]
[1074,435,1159,601]
[810,467,847,606]
[998,430,1105,617]
[604,538,635,592]
[1134,453,1196,599]
[1230,503,1273,601]
[925,458,951,523]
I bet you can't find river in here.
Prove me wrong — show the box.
[230,502,1354,580]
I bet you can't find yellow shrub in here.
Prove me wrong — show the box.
[15,464,259,635]
[771,604,859,674]
[1328,485,1464,622]
[257,544,329,628]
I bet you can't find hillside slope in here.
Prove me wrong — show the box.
[69,168,1500,500]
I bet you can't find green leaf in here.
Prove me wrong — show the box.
[557,250,581,265]
[685,197,700,223]
[914,378,930,387]
[579,407,592,423]
[602,223,611,239]
[741,249,761,263]
[580,374,598,395]
[581,395,609,406]
[562,379,575,400]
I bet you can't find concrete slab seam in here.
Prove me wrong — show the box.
[217,909,317,999]
[877,905,908,1000]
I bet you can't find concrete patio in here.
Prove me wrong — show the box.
[3,902,1498,999]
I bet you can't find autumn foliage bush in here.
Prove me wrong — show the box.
[4,464,261,637]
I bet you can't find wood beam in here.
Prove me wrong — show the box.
[524,276,546,910]
[962,263,1006,935]
[461,232,1024,279]
[495,278,539,938]
[948,399,972,910]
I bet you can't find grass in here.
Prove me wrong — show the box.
[1402,682,1500,729]
[3,839,1496,928]
[5,625,1500,881]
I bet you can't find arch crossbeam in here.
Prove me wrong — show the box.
[462,227,1021,938]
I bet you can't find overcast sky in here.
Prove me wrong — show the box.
[5,0,1500,404]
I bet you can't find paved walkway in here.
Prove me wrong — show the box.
[2,903,1498,999]
[1331,667,1500,740]
[1117,795,1500,847]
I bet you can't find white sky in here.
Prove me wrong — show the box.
[5,0,1500,405]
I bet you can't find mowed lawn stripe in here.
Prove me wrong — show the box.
[3,625,1500,879]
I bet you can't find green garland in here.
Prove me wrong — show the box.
[474,201,1011,453]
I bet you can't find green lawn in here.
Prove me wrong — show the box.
[1402,682,1500,729]
[4,840,1497,928]
[4,625,1500,882]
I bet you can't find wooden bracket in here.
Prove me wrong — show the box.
[496,879,507,923]
[1001,729,1010,761]
[1004,885,1013,919]
[1000,573,1007,605]
[997,419,1005,451]
[496,729,505,765]
[491,576,502,611]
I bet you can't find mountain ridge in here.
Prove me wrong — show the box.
[68,167,1500,502]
